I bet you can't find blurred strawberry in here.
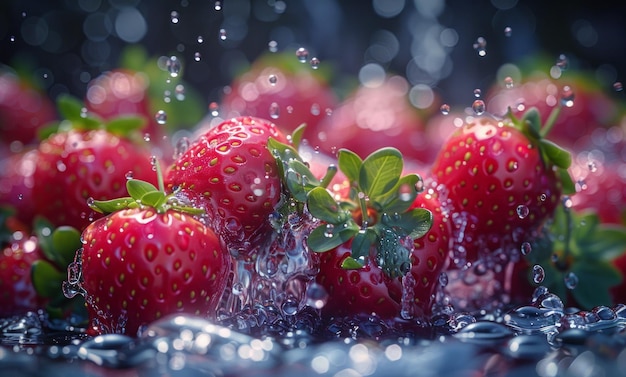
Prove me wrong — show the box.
[0,149,38,228]
[0,69,57,147]
[220,52,338,137]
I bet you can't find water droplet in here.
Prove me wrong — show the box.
[439,272,449,287]
[560,86,575,107]
[268,74,277,85]
[208,102,219,117]
[174,137,190,160]
[170,10,179,24]
[472,99,485,115]
[305,282,328,309]
[613,81,623,92]
[166,56,181,78]
[532,265,545,284]
[175,84,185,100]
[323,224,334,238]
[125,171,134,180]
[268,40,278,53]
[310,103,320,116]
[440,104,450,115]
[587,161,597,172]
[516,205,529,219]
[296,47,309,63]
[310,57,320,69]
[197,35,204,43]
[9,35,15,42]
[540,193,547,202]
[473,37,487,57]
[564,271,578,289]
[504,26,512,37]
[17,193,23,200]
[473,88,482,98]
[214,1,222,11]
[556,54,568,71]
[520,242,532,256]
[155,110,167,125]
[219,29,227,41]
[281,298,299,315]
[232,282,244,295]
[269,102,280,119]
[194,52,201,62]
[504,76,514,88]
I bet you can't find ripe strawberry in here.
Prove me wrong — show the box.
[220,52,338,136]
[32,95,157,231]
[65,171,231,336]
[0,69,57,147]
[165,116,288,255]
[311,75,432,165]
[0,149,38,227]
[431,108,574,267]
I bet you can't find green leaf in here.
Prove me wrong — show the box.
[375,174,421,213]
[337,149,362,183]
[31,260,65,299]
[522,107,542,138]
[127,179,158,200]
[351,229,376,261]
[540,139,571,169]
[359,148,402,200]
[105,116,147,135]
[268,137,303,165]
[578,226,626,261]
[285,160,320,202]
[33,216,59,266]
[141,191,167,209]
[90,197,134,214]
[570,262,621,309]
[341,256,365,269]
[558,168,576,195]
[307,187,348,224]
[307,223,358,252]
[381,208,433,240]
[51,226,82,268]
[56,94,85,121]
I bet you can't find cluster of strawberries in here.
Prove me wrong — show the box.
[1,51,625,337]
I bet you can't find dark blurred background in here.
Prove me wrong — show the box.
[1,0,625,112]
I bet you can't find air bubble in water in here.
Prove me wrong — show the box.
[556,54,568,71]
[560,86,575,107]
[219,29,227,41]
[613,82,624,92]
[472,99,485,115]
[268,40,278,53]
[564,271,578,289]
[296,47,309,63]
[516,205,529,219]
[170,11,179,24]
[440,104,450,115]
[268,74,278,86]
[269,102,280,119]
[166,56,181,78]
[473,88,482,98]
[532,265,545,284]
[504,27,512,37]
[194,52,201,62]
[310,57,320,69]
[521,242,532,256]
[155,110,167,125]
[473,37,487,57]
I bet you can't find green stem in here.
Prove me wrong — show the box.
[319,164,338,189]
[359,192,369,227]
[540,106,562,138]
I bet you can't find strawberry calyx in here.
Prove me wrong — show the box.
[506,106,576,195]
[268,133,433,279]
[525,198,626,309]
[38,94,147,141]
[88,159,203,217]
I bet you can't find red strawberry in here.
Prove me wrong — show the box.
[31,95,158,231]
[0,70,57,147]
[0,235,46,316]
[165,116,288,255]
[220,52,338,136]
[431,108,574,268]
[0,149,38,227]
[65,173,231,336]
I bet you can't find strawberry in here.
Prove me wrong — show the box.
[64,166,231,336]
[0,69,57,148]
[310,75,433,165]
[431,107,574,268]
[165,116,288,255]
[32,95,158,231]
[269,138,433,321]
[220,52,338,136]
[0,149,38,227]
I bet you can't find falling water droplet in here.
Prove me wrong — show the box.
[532,265,545,284]
[17,193,23,200]
[296,47,309,63]
[504,76,514,88]
[197,35,204,44]
[269,102,280,119]
[268,40,278,53]
[440,104,450,115]
[155,110,167,125]
[268,74,278,86]
[214,1,222,11]
[504,27,512,37]
[208,102,219,117]
[613,82,624,92]
[143,133,151,142]
[516,205,529,219]
[174,137,190,159]
[520,242,532,256]
[473,88,482,98]
[310,57,320,69]
[587,161,597,172]
[219,28,227,41]
[473,37,487,57]
[194,52,201,62]
[175,84,185,100]
[9,35,15,42]
[170,11,179,24]
[166,56,181,78]
[556,54,568,71]
[560,86,575,107]
[564,271,578,289]
[472,99,485,115]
